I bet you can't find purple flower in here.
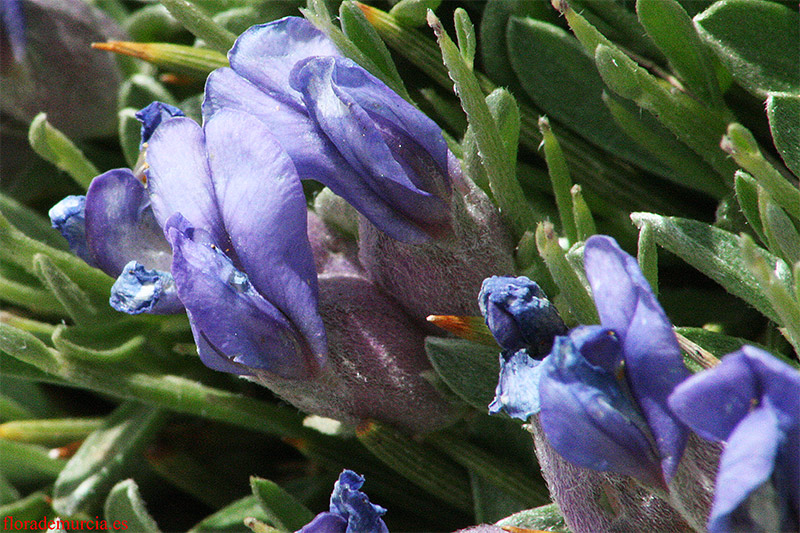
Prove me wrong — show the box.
[49,103,184,315]
[669,346,800,532]
[582,235,690,483]
[487,235,690,487]
[148,108,326,378]
[202,16,452,243]
[479,276,566,355]
[298,470,388,533]
[538,326,666,489]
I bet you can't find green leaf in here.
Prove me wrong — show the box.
[767,92,800,178]
[118,74,176,112]
[388,0,441,27]
[637,0,724,107]
[594,44,737,181]
[1,319,307,438]
[506,17,672,178]
[301,0,411,102]
[51,324,147,364]
[558,4,738,182]
[28,113,99,190]
[0,322,62,375]
[570,185,596,241]
[637,220,659,298]
[0,193,67,250]
[356,421,472,512]
[0,417,103,447]
[675,327,788,365]
[104,479,162,533]
[53,401,165,516]
[158,0,237,54]
[536,222,599,325]
[424,337,499,410]
[496,502,569,531]
[0,440,65,484]
[601,92,728,198]
[694,0,799,97]
[250,477,314,531]
[734,170,766,243]
[569,0,664,62]
[0,274,64,316]
[99,41,228,77]
[0,211,114,302]
[0,492,55,524]
[428,11,535,238]
[425,432,550,508]
[32,254,100,325]
[538,116,577,244]
[721,123,800,220]
[485,88,521,168]
[119,108,142,168]
[741,234,800,355]
[759,188,800,264]
[339,1,408,100]
[0,472,20,505]
[189,495,273,533]
[631,212,792,324]
[454,8,476,69]
[469,470,526,524]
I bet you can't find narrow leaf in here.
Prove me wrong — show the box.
[536,222,599,325]
[496,502,568,531]
[28,113,99,190]
[721,123,800,220]
[758,188,800,264]
[339,1,407,99]
[0,440,65,484]
[32,254,99,325]
[637,220,659,297]
[506,17,673,178]
[250,477,314,531]
[631,212,792,324]
[741,235,800,356]
[158,0,237,54]
[734,170,766,243]
[453,8,476,68]
[188,495,273,533]
[53,401,165,516]
[425,432,550,507]
[428,11,535,237]
[571,184,596,241]
[94,41,228,76]
[388,0,441,27]
[637,0,724,106]
[602,92,728,199]
[0,417,103,447]
[356,420,472,512]
[539,116,577,244]
[104,479,162,533]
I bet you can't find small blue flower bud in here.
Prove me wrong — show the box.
[479,275,566,356]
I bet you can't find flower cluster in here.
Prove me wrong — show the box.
[48,16,515,433]
[481,235,800,532]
